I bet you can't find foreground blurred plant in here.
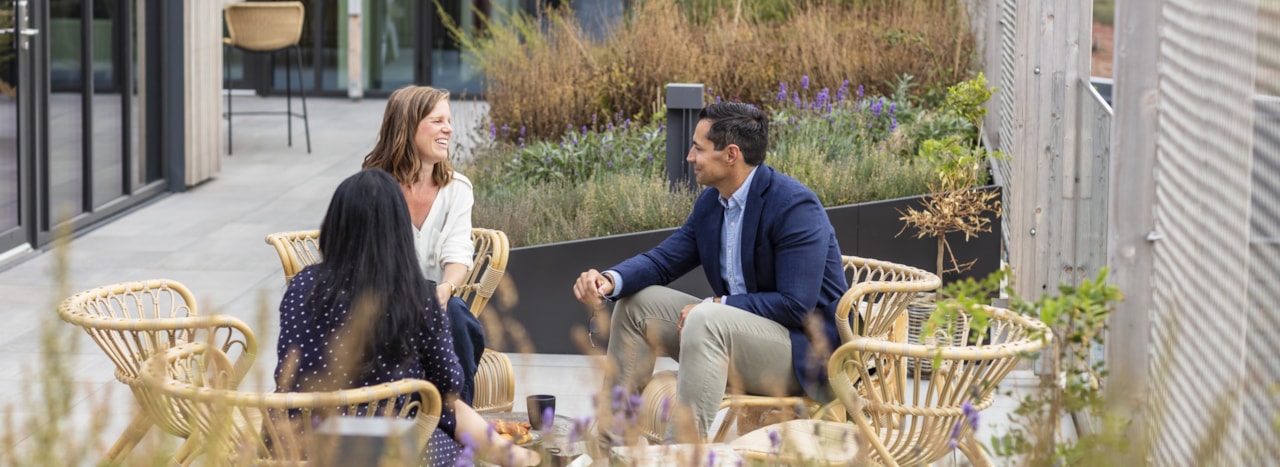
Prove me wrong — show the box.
[0,224,110,466]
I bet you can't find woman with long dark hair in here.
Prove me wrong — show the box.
[274,169,537,466]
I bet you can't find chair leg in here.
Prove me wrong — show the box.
[959,432,992,467]
[285,48,293,148]
[171,435,202,467]
[104,411,154,463]
[293,44,311,153]
[712,404,740,442]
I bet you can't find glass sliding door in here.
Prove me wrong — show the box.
[47,0,85,226]
[0,0,28,253]
[89,0,129,209]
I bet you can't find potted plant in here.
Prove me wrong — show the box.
[896,74,1004,367]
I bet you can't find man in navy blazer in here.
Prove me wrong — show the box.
[572,102,848,440]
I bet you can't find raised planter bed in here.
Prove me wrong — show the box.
[491,186,1001,355]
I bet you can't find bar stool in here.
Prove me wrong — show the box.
[223,1,311,155]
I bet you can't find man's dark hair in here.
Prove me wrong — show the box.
[698,102,769,166]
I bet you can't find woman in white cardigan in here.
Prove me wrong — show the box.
[362,85,484,404]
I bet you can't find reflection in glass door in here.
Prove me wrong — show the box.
[0,0,31,254]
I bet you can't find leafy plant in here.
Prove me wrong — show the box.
[939,72,996,144]
[991,269,1128,466]
[500,119,665,185]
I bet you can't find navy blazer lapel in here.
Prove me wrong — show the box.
[701,194,727,294]
[740,165,772,292]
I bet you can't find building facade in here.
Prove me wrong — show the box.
[0,0,621,262]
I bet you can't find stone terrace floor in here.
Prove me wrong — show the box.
[0,96,1051,465]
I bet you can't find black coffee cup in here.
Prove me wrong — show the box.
[527,394,556,430]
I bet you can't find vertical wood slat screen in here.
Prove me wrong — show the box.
[1150,0,1259,464]
[1246,95,1280,464]
[993,0,1017,255]
[1244,5,1280,464]
[184,0,223,185]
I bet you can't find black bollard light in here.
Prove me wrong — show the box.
[665,83,704,192]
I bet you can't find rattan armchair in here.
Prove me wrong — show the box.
[223,1,311,154]
[264,228,516,413]
[707,256,941,442]
[143,341,441,466]
[828,305,1051,467]
[56,279,258,464]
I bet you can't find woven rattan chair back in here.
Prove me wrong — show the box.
[263,230,321,284]
[829,305,1051,467]
[223,2,305,52]
[264,228,517,413]
[836,255,941,345]
[454,228,509,317]
[57,280,259,463]
[144,342,441,466]
[701,256,940,443]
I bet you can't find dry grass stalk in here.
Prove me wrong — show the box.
[454,0,974,140]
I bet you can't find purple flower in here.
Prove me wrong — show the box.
[647,153,653,163]
[520,125,526,136]
[545,157,552,163]
[542,406,556,432]
[582,125,589,135]
[612,386,626,412]
[489,124,496,139]
[501,123,510,134]
[889,102,897,116]
[963,400,979,430]
[800,75,810,90]
[816,88,829,110]
[768,429,782,448]
[623,118,632,129]
[793,91,801,108]
[629,394,643,413]
[569,417,590,443]
[856,84,864,100]
[715,95,722,104]
[890,117,898,133]
[456,432,476,467]
[872,98,883,118]
[708,451,717,466]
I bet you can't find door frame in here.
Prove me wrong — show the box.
[0,0,39,255]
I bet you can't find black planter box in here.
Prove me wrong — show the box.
[488,186,1001,355]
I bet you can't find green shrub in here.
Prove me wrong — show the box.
[499,119,666,185]
[462,82,972,247]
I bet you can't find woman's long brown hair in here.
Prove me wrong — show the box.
[362,85,454,187]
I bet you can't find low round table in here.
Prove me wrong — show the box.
[482,411,587,463]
